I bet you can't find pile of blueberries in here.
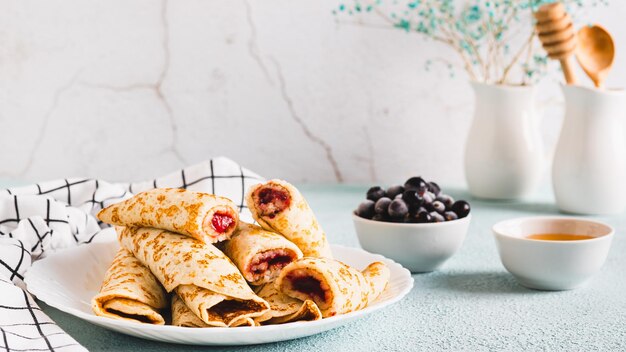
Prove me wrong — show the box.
[355,177,470,223]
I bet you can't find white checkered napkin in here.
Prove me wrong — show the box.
[0,272,85,351]
[0,157,265,351]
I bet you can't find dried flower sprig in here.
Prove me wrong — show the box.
[334,0,606,85]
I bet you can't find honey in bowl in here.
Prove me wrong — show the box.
[526,233,595,241]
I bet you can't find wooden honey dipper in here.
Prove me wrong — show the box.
[534,3,577,84]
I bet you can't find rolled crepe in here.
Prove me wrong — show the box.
[118,226,269,327]
[275,258,390,318]
[361,261,390,303]
[171,294,258,327]
[246,180,332,258]
[171,294,207,328]
[98,188,239,243]
[92,248,167,324]
[254,283,322,325]
[222,222,303,285]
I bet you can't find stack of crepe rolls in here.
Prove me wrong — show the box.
[275,258,390,318]
[92,248,168,325]
[246,179,332,258]
[97,188,239,243]
[223,222,303,286]
[93,186,392,328]
[118,226,270,327]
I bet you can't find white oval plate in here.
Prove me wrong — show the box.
[25,241,413,346]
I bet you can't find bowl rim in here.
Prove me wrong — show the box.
[352,212,471,227]
[492,216,614,244]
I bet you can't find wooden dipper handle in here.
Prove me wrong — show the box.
[535,3,577,84]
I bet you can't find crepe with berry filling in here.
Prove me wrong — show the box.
[92,248,167,325]
[171,294,258,327]
[275,258,390,318]
[117,226,269,327]
[253,282,322,325]
[246,180,332,258]
[98,188,239,244]
[222,222,303,286]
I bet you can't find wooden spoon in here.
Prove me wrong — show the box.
[576,25,615,88]
[534,3,577,84]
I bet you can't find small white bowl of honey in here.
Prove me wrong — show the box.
[493,216,614,291]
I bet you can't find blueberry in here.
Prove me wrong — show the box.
[388,199,409,220]
[444,211,458,221]
[366,186,386,202]
[404,177,428,194]
[402,190,424,210]
[395,193,403,199]
[374,197,392,215]
[436,194,455,209]
[422,192,435,211]
[372,214,389,222]
[416,206,428,215]
[432,200,446,214]
[422,192,435,204]
[356,200,375,219]
[430,211,445,223]
[451,200,471,218]
[386,185,405,199]
[427,182,441,196]
[417,210,432,223]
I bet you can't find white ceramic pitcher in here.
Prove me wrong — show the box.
[552,85,626,215]
[464,81,544,199]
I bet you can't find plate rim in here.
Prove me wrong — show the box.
[25,241,414,337]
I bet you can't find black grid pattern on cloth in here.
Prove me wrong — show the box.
[0,277,84,351]
[0,157,264,352]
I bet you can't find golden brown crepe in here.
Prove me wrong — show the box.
[171,294,207,327]
[98,188,239,243]
[171,294,258,327]
[117,226,269,327]
[361,261,390,303]
[246,180,332,258]
[253,283,322,325]
[275,258,390,318]
[222,222,303,285]
[92,248,167,324]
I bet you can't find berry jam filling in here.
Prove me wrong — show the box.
[288,275,327,303]
[211,212,235,234]
[256,187,291,218]
[250,251,293,275]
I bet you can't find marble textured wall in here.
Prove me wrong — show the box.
[1,1,624,184]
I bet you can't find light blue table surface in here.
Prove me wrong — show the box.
[28,184,626,351]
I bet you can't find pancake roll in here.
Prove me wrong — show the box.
[275,257,390,318]
[246,180,332,258]
[98,188,239,243]
[92,248,167,324]
[222,222,303,285]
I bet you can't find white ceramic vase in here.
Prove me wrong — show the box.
[552,85,626,215]
[464,81,544,199]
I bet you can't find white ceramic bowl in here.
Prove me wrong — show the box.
[353,213,471,273]
[493,216,614,291]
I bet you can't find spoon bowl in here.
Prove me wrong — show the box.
[576,25,615,88]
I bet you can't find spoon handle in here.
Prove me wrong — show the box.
[560,57,578,85]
